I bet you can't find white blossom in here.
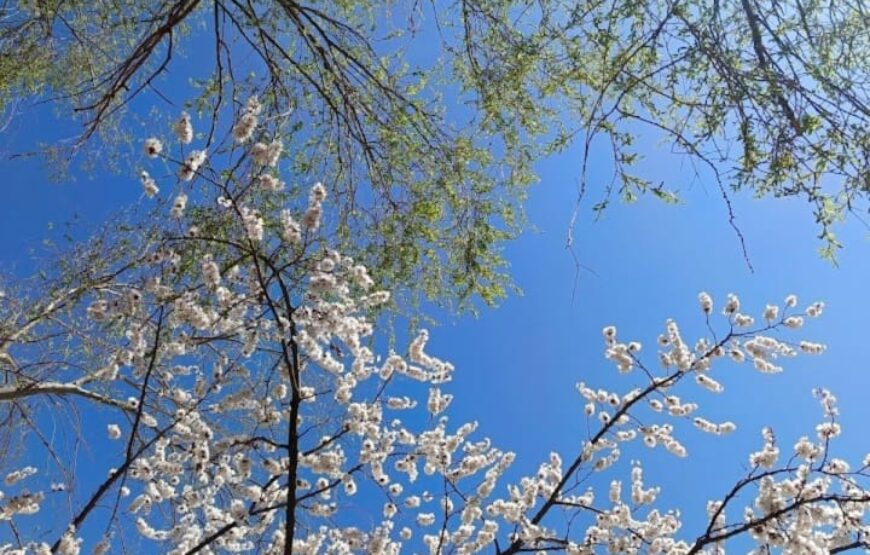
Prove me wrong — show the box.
[140,171,159,198]
[179,150,207,181]
[143,138,163,158]
[173,111,193,144]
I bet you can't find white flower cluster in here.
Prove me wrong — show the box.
[240,206,264,242]
[0,467,43,522]
[280,209,302,244]
[232,96,261,143]
[258,173,284,191]
[250,139,282,167]
[749,426,780,468]
[140,171,159,197]
[170,193,187,218]
[303,182,326,232]
[173,111,193,144]
[179,150,206,181]
[144,137,163,158]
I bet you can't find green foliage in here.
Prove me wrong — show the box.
[0,0,538,316]
[452,0,870,261]
[4,0,870,315]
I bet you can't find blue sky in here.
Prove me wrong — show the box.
[1,8,869,551]
[438,140,870,538]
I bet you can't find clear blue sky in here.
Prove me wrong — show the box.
[1,9,868,550]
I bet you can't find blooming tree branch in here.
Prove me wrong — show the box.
[0,102,865,555]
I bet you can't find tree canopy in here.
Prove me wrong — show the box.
[3,0,870,311]
[455,0,870,259]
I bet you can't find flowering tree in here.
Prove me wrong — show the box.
[0,103,867,554]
